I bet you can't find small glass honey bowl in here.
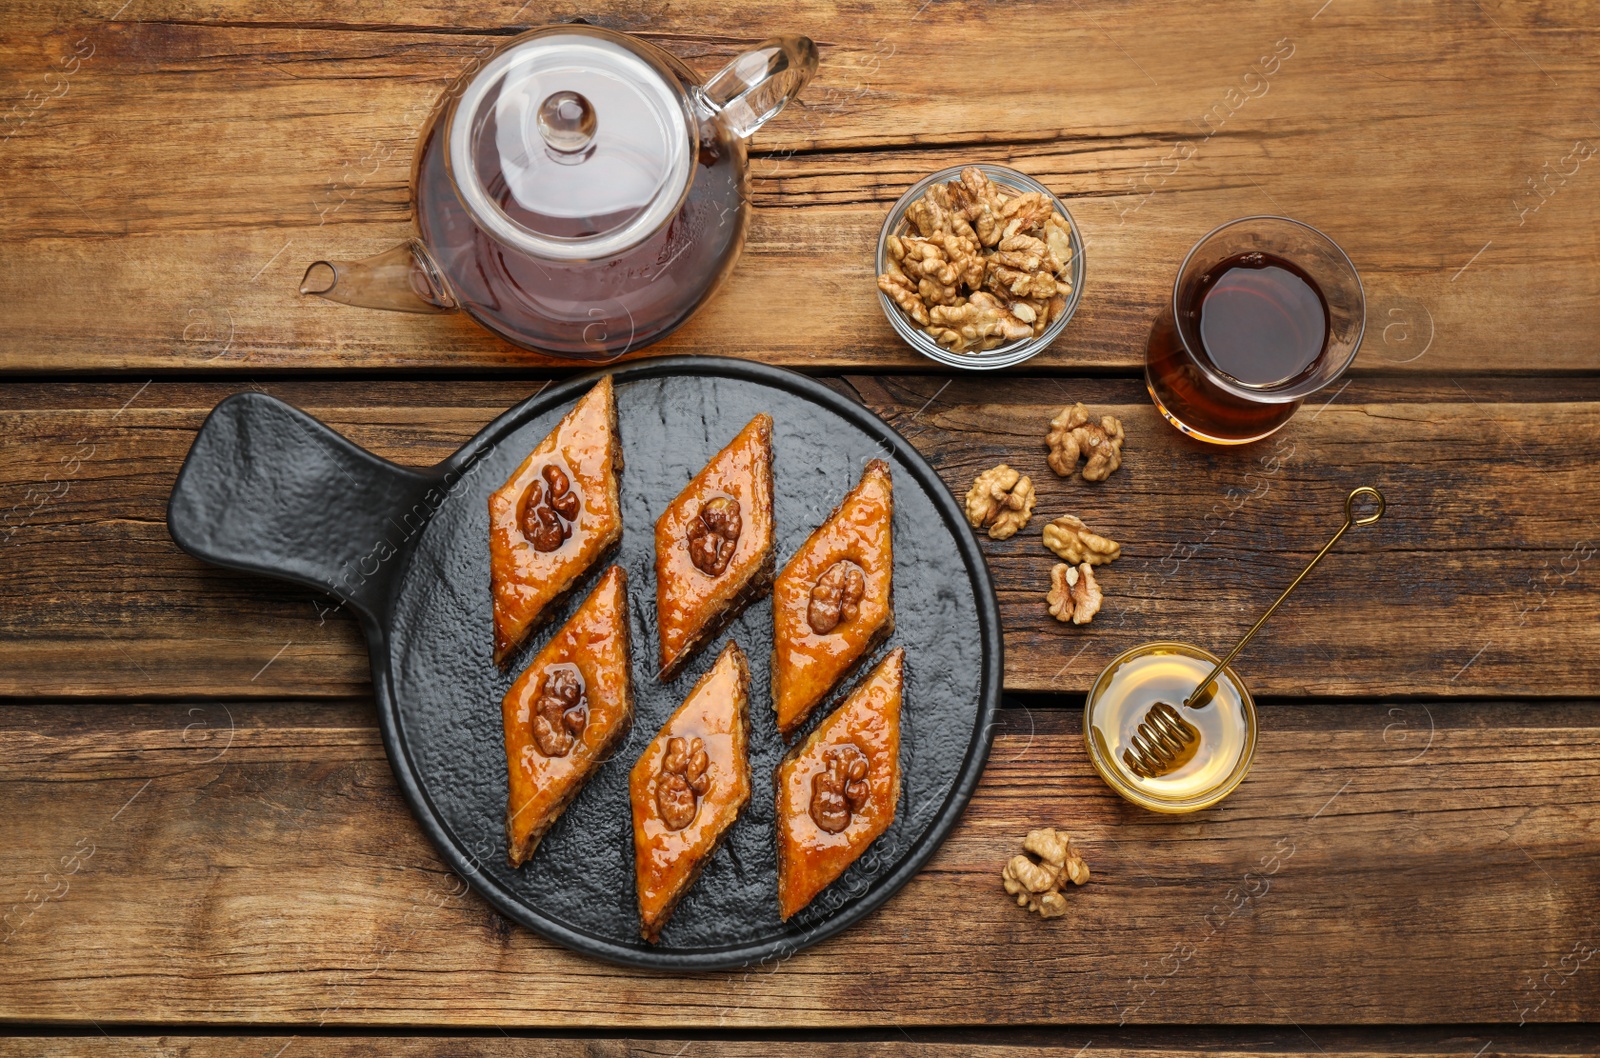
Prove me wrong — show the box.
[1083,641,1259,813]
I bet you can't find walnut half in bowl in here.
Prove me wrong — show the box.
[875,164,1085,370]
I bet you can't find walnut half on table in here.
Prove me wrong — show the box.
[965,464,1036,540]
[878,167,1074,354]
[1001,827,1090,919]
[1047,561,1102,625]
[1042,514,1121,566]
[1046,403,1125,482]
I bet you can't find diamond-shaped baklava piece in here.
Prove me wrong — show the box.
[629,640,752,943]
[654,414,775,679]
[489,375,623,666]
[771,459,894,738]
[502,565,633,867]
[777,647,904,920]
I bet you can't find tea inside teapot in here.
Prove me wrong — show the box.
[301,26,817,360]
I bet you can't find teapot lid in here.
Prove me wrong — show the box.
[445,26,696,262]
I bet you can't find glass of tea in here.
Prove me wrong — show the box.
[1145,216,1365,444]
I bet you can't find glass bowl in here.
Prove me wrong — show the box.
[874,164,1085,370]
[1083,640,1258,813]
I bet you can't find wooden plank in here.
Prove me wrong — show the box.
[2,3,1598,371]
[2,1030,1595,1057]
[0,699,1596,1026]
[852,374,1600,699]
[3,378,1598,699]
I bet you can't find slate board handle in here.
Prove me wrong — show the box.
[167,391,437,619]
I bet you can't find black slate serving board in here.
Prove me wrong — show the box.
[169,356,1000,970]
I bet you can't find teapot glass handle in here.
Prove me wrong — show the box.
[699,36,818,140]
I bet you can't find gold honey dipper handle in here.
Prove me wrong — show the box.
[1121,486,1386,781]
[1183,485,1386,709]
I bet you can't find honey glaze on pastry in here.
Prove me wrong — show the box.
[654,414,775,679]
[771,459,894,738]
[776,647,904,920]
[489,375,623,666]
[502,565,633,867]
[629,640,752,943]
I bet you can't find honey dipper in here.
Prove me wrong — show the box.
[1123,486,1386,779]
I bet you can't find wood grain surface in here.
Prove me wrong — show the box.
[4,1032,1598,1058]
[3,0,1599,1040]
[3,377,1596,699]
[1,698,1596,1026]
[2,1,1598,372]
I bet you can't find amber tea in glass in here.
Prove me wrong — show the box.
[1146,215,1365,444]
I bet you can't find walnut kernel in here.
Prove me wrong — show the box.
[1002,827,1089,919]
[810,743,870,833]
[1003,855,1066,918]
[1042,214,1074,271]
[906,181,978,244]
[521,462,581,552]
[657,735,710,831]
[928,292,1033,353]
[1042,514,1121,565]
[531,665,586,758]
[965,464,1036,540]
[1047,562,1103,625]
[894,234,964,307]
[807,559,866,635]
[1026,827,1090,886]
[687,495,742,577]
[955,165,1008,247]
[988,232,1062,300]
[877,269,930,327]
[1046,403,1125,481]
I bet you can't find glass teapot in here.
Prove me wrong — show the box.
[300,25,817,359]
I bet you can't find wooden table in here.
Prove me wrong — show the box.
[3,1,1598,1054]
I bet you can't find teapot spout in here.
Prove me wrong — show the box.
[300,239,457,314]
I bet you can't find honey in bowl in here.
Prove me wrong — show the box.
[1084,641,1257,813]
